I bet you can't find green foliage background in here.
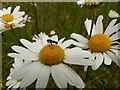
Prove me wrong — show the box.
[1,2,120,89]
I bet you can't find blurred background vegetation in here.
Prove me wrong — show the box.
[1,2,120,89]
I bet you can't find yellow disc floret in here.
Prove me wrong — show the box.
[4,23,15,29]
[39,45,65,65]
[2,14,14,22]
[88,34,112,52]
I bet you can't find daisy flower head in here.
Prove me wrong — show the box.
[0,6,26,33]
[71,15,120,70]
[20,15,31,24]
[77,0,102,7]
[0,22,25,34]
[7,32,93,89]
[108,10,120,18]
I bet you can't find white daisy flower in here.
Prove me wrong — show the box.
[77,0,102,7]
[0,6,25,24]
[71,15,120,70]
[20,15,31,24]
[0,6,26,33]
[0,22,25,33]
[7,33,93,89]
[108,10,120,18]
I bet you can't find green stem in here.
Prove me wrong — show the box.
[88,8,97,39]
[84,66,90,82]
[32,2,39,34]
[10,25,20,44]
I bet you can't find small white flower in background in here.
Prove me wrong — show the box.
[77,0,102,7]
[0,6,30,33]
[71,15,120,71]
[7,32,93,89]
[21,15,31,24]
[108,10,120,18]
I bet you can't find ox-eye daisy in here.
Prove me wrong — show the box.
[71,15,120,70]
[7,33,93,89]
[20,15,31,24]
[0,6,26,33]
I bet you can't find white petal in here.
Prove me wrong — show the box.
[50,35,58,42]
[12,6,20,15]
[7,7,12,14]
[58,38,65,45]
[11,62,40,80]
[112,41,120,45]
[14,58,24,68]
[8,46,39,60]
[12,82,20,88]
[0,10,3,16]
[110,49,120,57]
[106,51,119,66]
[110,49,120,66]
[110,31,119,41]
[65,47,91,58]
[6,80,17,86]
[111,45,119,49]
[20,64,40,88]
[103,53,112,65]
[2,8,8,14]
[13,12,25,19]
[12,17,23,24]
[36,65,50,88]
[12,63,19,69]
[59,64,85,88]
[14,23,25,28]
[20,39,42,53]
[64,47,92,65]
[39,34,49,46]
[95,15,103,34]
[84,18,96,36]
[64,58,93,66]
[51,64,67,88]
[69,40,88,48]
[84,18,92,36]
[71,33,88,44]
[7,76,12,80]
[60,39,74,49]
[10,68,15,73]
[7,81,17,89]
[104,19,117,35]
[92,53,103,70]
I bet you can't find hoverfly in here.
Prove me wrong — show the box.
[47,39,58,45]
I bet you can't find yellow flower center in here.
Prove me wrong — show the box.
[22,19,26,23]
[4,23,15,29]
[39,45,65,65]
[2,14,14,22]
[88,34,112,52]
